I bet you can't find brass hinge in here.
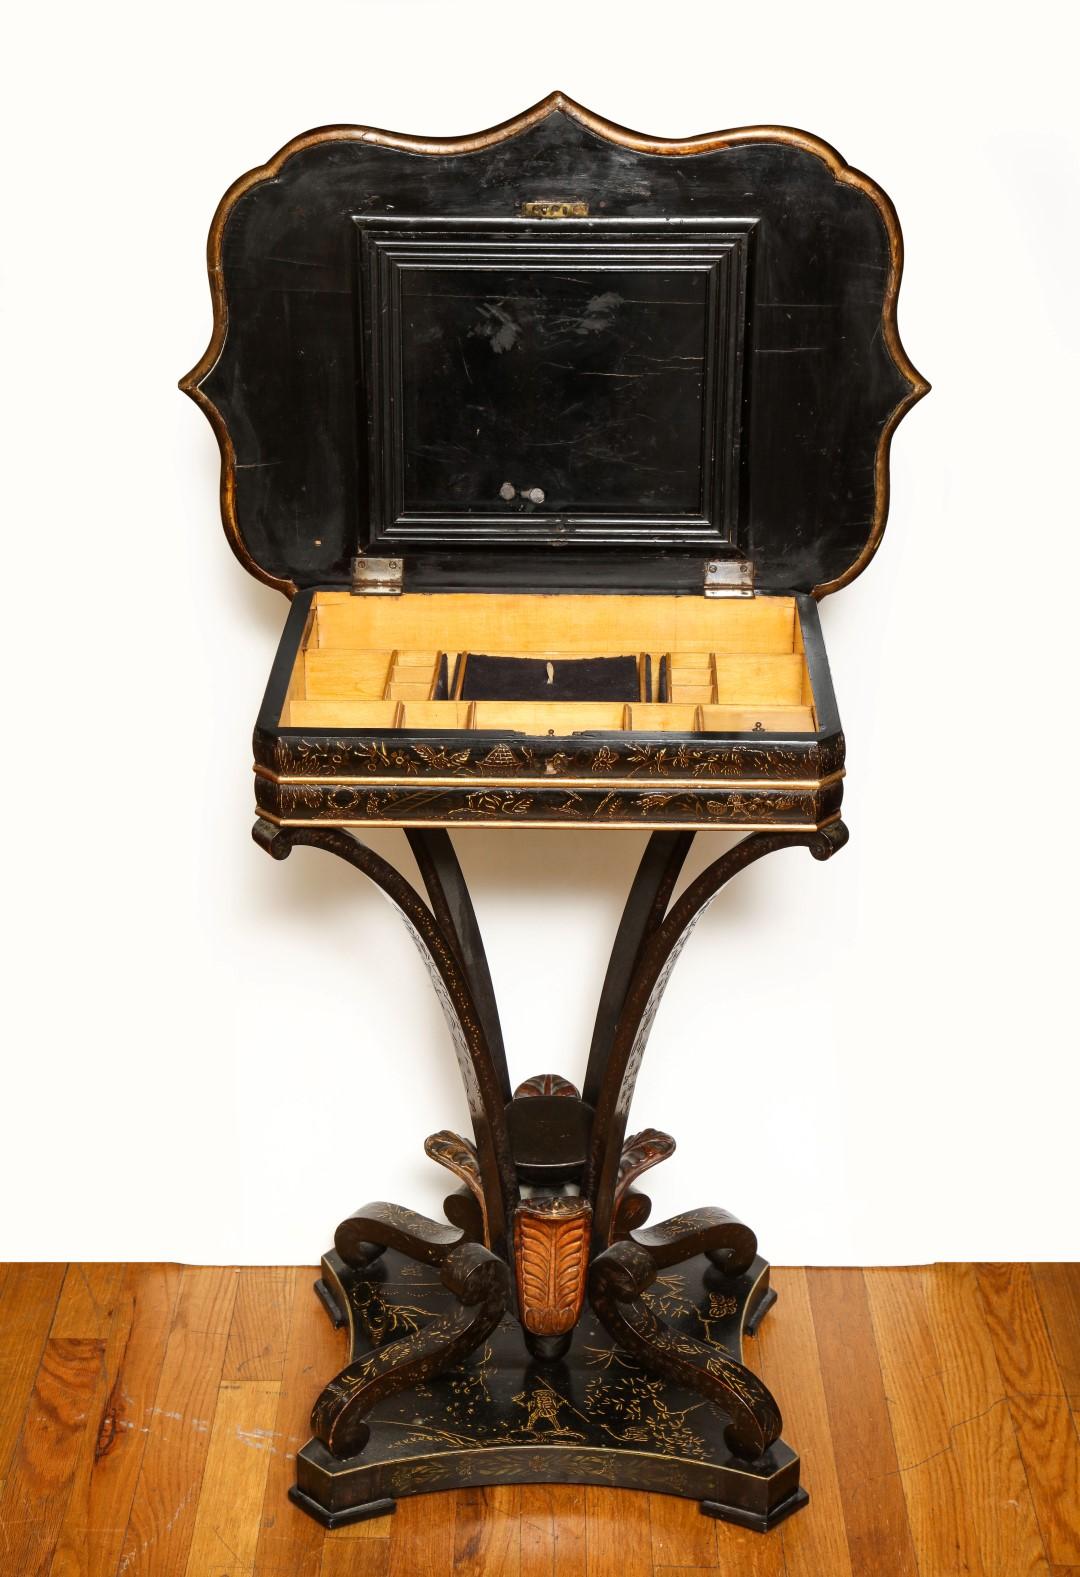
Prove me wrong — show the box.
[350,554,403,595]
[704,558,755,598]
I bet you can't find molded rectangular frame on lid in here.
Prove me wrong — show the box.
[181,93,927,830]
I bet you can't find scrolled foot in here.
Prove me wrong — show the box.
[252,817,294,859]
[589,1240,782,1462]
[335,1201,461,1270]
[631,1206,757,1278]
[312,1241,510,1458]
[809,819,848,860]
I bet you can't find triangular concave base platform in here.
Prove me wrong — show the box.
[291,1248,807,1532]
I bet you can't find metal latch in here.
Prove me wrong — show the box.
[704,558,755,598]
[350,555,403,595]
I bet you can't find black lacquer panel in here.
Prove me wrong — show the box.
[356,219,751,547]
[185,96,927,597]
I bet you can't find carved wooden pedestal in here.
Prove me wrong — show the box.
[255,817,847,1530]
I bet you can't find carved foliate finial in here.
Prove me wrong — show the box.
[513,1197,592,1337]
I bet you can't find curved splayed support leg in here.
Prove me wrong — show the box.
[577,822,846,1526]
[590,1241,781,1461]
[308,1243,510,1459]
[254,820,516,1252]
[581,832,695,1242]
[405,829,510,1109]
[586,821,849,1247]
[263,816,845,1531]
[255,820,519,1519]
[583,831,695,1112]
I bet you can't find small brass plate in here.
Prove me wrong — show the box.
[520,199,589,219]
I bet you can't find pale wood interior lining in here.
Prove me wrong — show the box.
[281,592,817,735]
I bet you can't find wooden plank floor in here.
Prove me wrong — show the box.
[1,1264,1077,1576]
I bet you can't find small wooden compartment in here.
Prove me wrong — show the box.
[279,591,818,736]
[255,588,841,830]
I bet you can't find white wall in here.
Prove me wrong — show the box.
[4,0,1077,1265]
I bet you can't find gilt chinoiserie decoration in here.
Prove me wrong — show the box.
[182,92,926,1530]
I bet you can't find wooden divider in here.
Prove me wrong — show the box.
[279,592,818,734]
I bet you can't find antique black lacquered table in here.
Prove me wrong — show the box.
[182,94,926,1532]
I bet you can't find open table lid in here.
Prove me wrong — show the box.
[182,93,927,601]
